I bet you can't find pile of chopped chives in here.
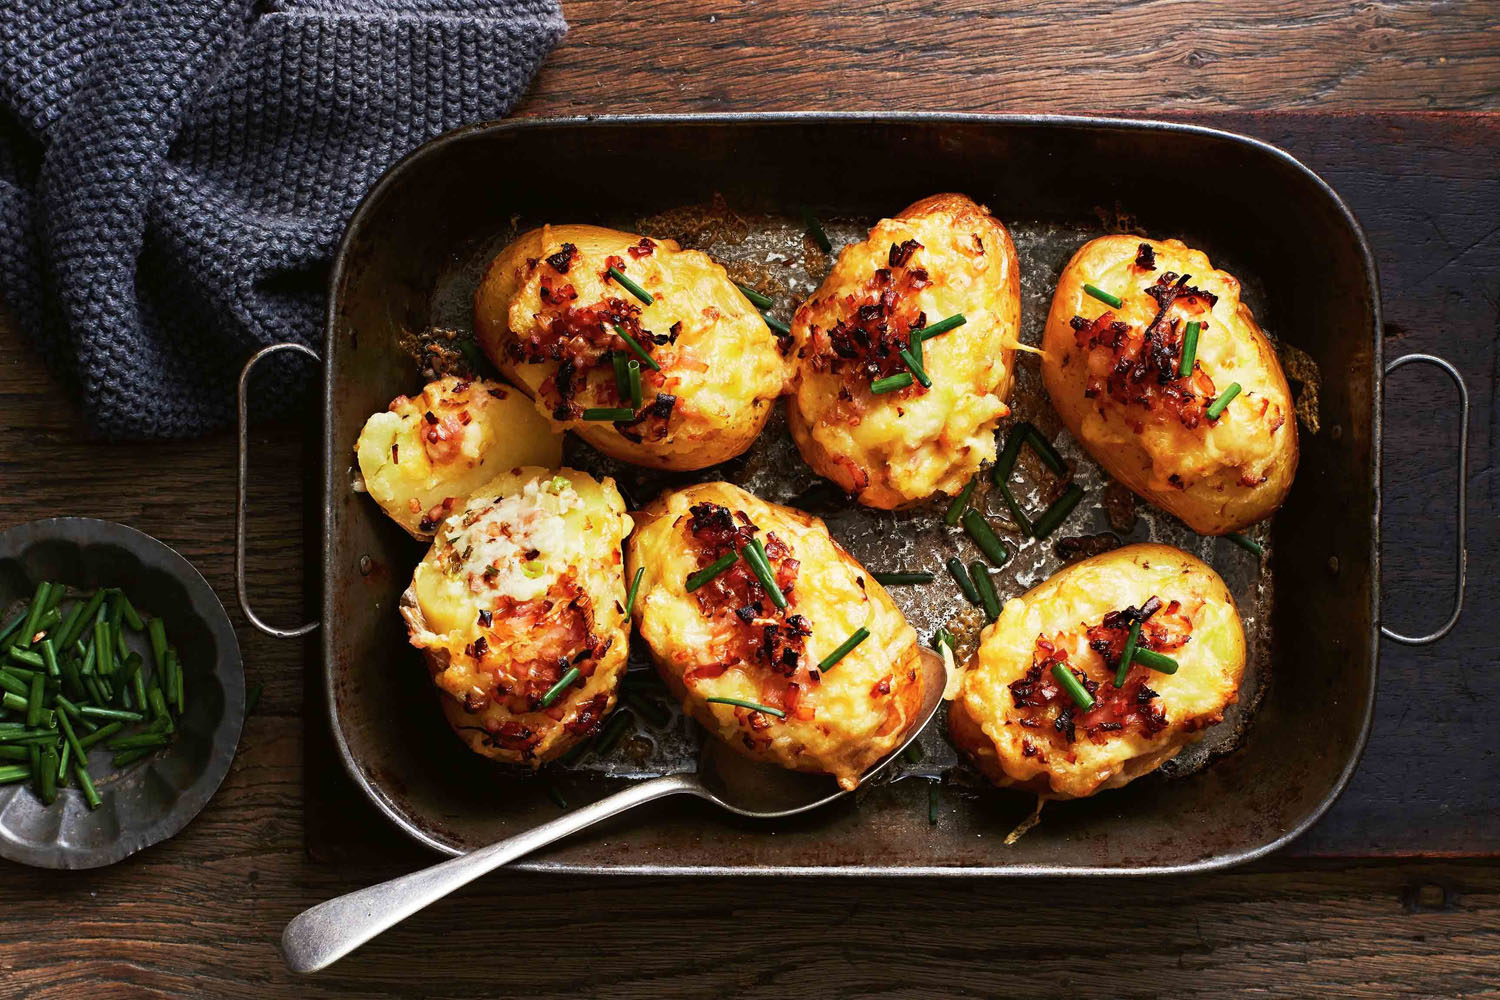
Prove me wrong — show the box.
[0,582,185,809]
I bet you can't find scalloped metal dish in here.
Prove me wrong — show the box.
[322,114,1380,875]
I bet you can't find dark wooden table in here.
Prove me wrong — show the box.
[1,3,1496,997]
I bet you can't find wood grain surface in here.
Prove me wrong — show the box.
[0,2,1497,996]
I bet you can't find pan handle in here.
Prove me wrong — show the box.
[237,342,321,639]
[1380,353,1468,646]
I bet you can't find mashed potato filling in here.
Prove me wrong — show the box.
[438,476,582,603]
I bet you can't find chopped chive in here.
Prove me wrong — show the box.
[917,314,966,340]
[606,267,654,306]
[79,706,144,722]
[1132,648,1180,674]
[148,687,173,733]
[818,627,870,671]
[25,673,43,728]
[118,594,145,632]
[705,696,786,719]
[8,648,43,668]
[947,557,981,605]
[685,551,738,592]
[93,620,113,676]
[872,571,934,586]
[1031,485,1085,540]
[802,208,832,253]
[903,743,925,765]
[111,747,158,768]
[1083,284,1123,309]
[73,761,101,809]
[0,764,30,785]
[625,566,645,617]
[39,745,57,804]
[594,710,636,755]
[944,475,978,527]
[1227,532,1264,557]
[2,691,27,713]
[898,348,932,388]
[246,681,263,716]
[1178,320,1201,376]
[581,407,637,422]
[735,282,776,310]
[51,605,84,654]
[545,782,569,809]
[56,740,68,786]
[169,649,184,715]
[78,721,125,751]
[762,312,790,337]
[0,745,27,761]
[1206,382,1241,420]
[1,664,36,681]
[908,328,923,364]
[56,712,87,765]
[871,372,913,395]
[623,690,671,728]
[38,639,59,679]
[0,609,25,650]
[931,627,956,654]
[1021,424,1067,476]
[1051,663,1096,710]
[538,667,581,709]
[1115,618,1144,687]
[0,671,24,698]
[961,509,1011,567]
[970,561,1000,623]
[63,591,107,651]
[993,427,1034,536]
[743,539,788,610]
[103,733,171,752]
[18,582,51,649]
[928,779,939,824]
[611,323,661,371]
[147,617,167,675]
[611,351,631,401]
[626,359,643,409]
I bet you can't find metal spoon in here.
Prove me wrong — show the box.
[281,648,948,974]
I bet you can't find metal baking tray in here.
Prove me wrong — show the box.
[272,114,1422,874]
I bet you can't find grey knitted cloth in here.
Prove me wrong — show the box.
[0,0,565,437]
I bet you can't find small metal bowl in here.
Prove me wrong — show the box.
[0,518,243,869]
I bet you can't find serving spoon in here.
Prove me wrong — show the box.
[281,647,948,973]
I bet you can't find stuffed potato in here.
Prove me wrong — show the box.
[626,482,926,789]
[1042,236,1297,535]
[787,194,1021,509]
[400,467,633,765]
[354,376,562,539]
[474,225,794,470]
[948,543,1245,799]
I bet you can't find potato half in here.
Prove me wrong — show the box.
[474,225,794,470]
[1041,236,1298,535]
[355,376,562,539]
[948,543,1245,800]
[626,481,926,789]
[400,467,633,765]
[787,194,1021,509]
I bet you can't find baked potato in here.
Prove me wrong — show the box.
[1041,236,1297,535]
[626,481,927,789]
[787,193,1022,509]
[400,467,633,765]
[474,225,794,470]
[354,376,562,539]
[948,543,1245,799]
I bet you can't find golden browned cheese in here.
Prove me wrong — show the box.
[787,194,1021,509]
[626,482,926,789]
[354,376,562,539]
[474,225,794,470]
[948,543,1245,800]
[1041,236,1298,534]
[400,467,633,765]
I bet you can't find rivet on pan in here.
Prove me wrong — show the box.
[1327,555,1340,574]
[1330,424,1343,440]
[359,555,373,576]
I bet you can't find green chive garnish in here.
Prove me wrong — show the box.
[1206,382,1241,419]
[944,475,978,527]
[1115,618,1144,687]
[818,626,870,671]
[735,283,776,310]
[2,691,27,714]
[961,509,1011,567]
[1021,424,1067,476]
[802,208,832,253]
[762,312,790,337]
[908,329,923,364]
[545,782,569,809]
[25,673,43,728]
[1083,284,1123,309]
[899,347,932,388]
[1227,532,1264,556]
[623,690,671,728]
[594,710,636,755]
[73,761,101,810]
[742,539,788,610]
[1051,663,1096,710]
[625,566,645,617]
[1178,320,1201,377]
[931,628,956,654]
[611,323,661,371]
[706,696,786,718]
[947,558,981,605]
[970,561,1000,623]
[581,407,636,422]
[117,594,145,632]
[871,372,913,394]
[1132,648,1179,674]
[94,620,113,676]
[611,351,630,401]
[1031,485,1085,540]
[872,572,934,586]
[606,266,653,306]
[917,314,966,339]
[0,764,30,785]
[626,359,643,409]
[18,582,52,649]
[685,552,737,592]
[79,706,144,722]
[928,779,939,824]
[903,743,924,765]
[992,424,1034,536]
[539,666,581,709]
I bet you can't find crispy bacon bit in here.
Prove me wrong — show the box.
[466,635,489,659]
[463,689,489,712]
[871,675,892,698]
[627,237,656,259]
[1135,242,1156,270]
[477,608,493,627]
[602,254,627,278]
[539,276,577,305]
[510,294,660,419]
[1021,738,1040,758]
[483,720,540,757]
[888,239,922,268]
[391,443,399,462]
[804,245,934,391]
[546,242,578,273]
[565,693,610,736]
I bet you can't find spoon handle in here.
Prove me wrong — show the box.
[281,773,703,974]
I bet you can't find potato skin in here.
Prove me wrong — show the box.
[354,376,563,539]
[626,482,925,789]
[788,194,1021,509]
[474,225,794,471]
[1042,236,1297,534]
[948,543,1245,799]
[400,467,633,766]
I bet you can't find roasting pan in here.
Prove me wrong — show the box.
[238,114,1467,875]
